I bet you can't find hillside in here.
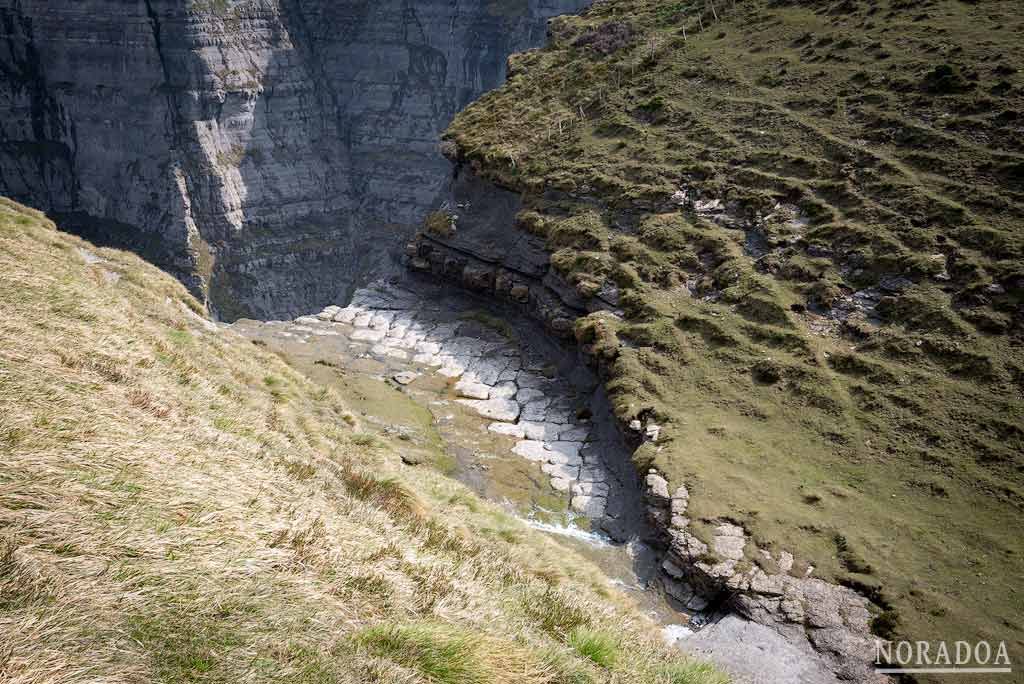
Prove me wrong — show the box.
[444,0,1024,665]
[0,199,725,684]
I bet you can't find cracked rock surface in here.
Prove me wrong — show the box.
[237,278,646,537]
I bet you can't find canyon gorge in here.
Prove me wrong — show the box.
[3,1,1021,683]
[0,0,587,318]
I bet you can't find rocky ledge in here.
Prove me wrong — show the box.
[406,164,609,339]
[406,164,887,683]
[644,474,886,684]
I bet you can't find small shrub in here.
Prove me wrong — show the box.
[921,64,972,94]
[834,534,873,575]
[351,432,378,447]
[572,21,634,55]
[523,587,591,638]
[751,358,782,384]
[338,464,420,519]
[871,610,900,641]
[425,210,455,238]
[283,460,317,481]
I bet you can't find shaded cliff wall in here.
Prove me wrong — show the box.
[0,0,588,319]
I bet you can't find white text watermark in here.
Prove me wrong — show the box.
[875,640,1012,675]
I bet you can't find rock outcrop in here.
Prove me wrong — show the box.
[407,158,888,683]
[407,161,613,336]
[645,477,887,684]
[0,0,588,319]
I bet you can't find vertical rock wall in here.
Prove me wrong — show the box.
[0,0,588,318]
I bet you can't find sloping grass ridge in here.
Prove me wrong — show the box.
[0,198,725,684]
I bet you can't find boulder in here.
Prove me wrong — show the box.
[645,472,670,501]
[570,494,606,517]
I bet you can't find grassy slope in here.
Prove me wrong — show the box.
[446,0,1023,657]
[0,199,725,684]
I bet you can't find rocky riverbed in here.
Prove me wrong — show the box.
[235,277,648,540]
[232,276,861,684]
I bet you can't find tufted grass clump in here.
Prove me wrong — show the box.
[357,622,553,684]
[568,627,619,668]
[656,661,731,684]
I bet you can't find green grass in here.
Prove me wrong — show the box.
[568,627,619,668]
[357,623,512,684]
[444,0,1024,659]
[656,661,730,684]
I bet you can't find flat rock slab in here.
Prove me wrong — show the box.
[520,421,562,441]
[454,378,491,399]
[438,362,466,378]
[351,328,386,343]
[546,441,583,463]
[488,422,526,439]
[456,398,520,422]
[516,387,546,403]
[512,440,548,461]
[578,466,607,483]
[680,615,842,684]
[558,425,590,442]
[542,461,580,481]
[490,381,518,399]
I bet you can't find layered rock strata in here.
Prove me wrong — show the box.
[0,0,588,318]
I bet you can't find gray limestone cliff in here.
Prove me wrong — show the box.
[0,0,587,319]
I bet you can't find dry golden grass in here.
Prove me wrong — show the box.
[0,198,726,684]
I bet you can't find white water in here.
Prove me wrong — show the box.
[520,517,613,546]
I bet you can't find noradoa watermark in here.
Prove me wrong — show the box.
[874,640,1013,675]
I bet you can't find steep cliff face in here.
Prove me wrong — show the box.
[0,0,588,318]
